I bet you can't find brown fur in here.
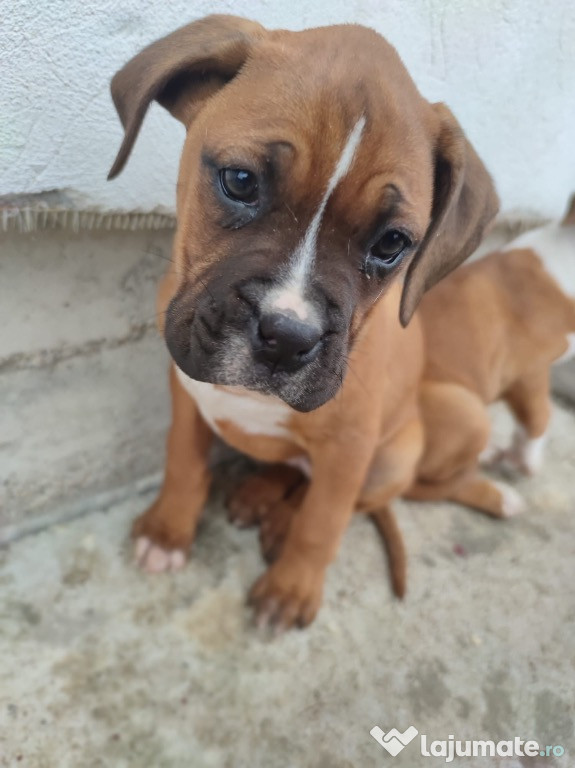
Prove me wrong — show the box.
[408,240,575,514]
[109,15,497,629]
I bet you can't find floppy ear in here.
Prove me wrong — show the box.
[399,103,499,326]
[108,15,265,180]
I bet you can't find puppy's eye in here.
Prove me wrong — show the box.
[219,168,259,205]
[370,229,410,265]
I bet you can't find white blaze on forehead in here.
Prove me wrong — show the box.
[289,114,366,286]
[265,115,366,320]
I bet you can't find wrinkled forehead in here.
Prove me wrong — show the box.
[207,25,429,137]
[191,28,434,214]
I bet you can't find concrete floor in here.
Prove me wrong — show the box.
[1,403,574,768]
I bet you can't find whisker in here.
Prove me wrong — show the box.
[143,247,175,265]
[143,248,189,278]
[139,308,170,325]
[371,286,386,306]
[196,275,217,305]
[339,353,370,396]
[285,204,299,224]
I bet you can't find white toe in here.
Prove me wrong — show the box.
[521,434,547,475]
[145,545,172,573]
[169,549,187,571]
[494,481,526,517]
[134,537,187,573]
[134,536,151,563]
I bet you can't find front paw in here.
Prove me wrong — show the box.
[131,498,196,573]
[248,556,325,631]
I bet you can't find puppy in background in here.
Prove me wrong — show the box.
[108,15,498,629]
[408,195,575,515]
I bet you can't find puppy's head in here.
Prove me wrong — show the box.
[109,15,498,411]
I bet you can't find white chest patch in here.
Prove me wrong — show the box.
[175,366,294,440]
[506,223,575,299]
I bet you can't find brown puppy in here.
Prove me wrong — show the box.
[408,196,575,515]
[108,15,497,629]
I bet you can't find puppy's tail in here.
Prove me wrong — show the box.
[369,507,407,599]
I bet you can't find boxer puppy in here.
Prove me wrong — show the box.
[108,15,497,629]
[407,195,575,514]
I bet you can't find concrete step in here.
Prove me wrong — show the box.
[0,228,172,537]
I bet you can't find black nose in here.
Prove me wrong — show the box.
[255,312,322,372]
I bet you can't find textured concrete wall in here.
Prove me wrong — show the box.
[0,229,171,536]
[2,0,574,217]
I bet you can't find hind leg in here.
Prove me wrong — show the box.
[482,370,551,476]
[407,382,526,518]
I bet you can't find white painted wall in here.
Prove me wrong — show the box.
[2,0,574,217]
